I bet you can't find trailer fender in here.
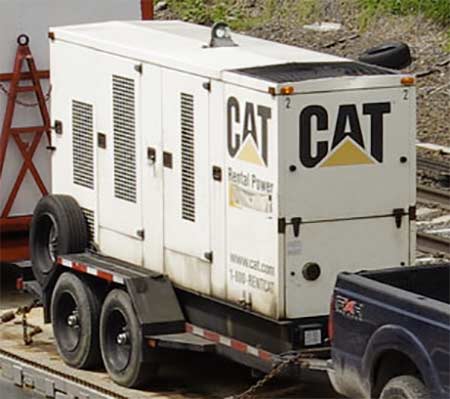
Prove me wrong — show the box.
[125,275,185,335]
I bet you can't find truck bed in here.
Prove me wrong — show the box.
[359,263,450,304]
[330,263,450,399]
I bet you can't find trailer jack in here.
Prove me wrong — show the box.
[16,299,42,345]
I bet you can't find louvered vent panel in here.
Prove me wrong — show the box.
[113,75,136,203]
[82,208,95,245]
[72,100,94,189]
[180,93,195,222]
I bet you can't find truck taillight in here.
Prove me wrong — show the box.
[328,295,335,342]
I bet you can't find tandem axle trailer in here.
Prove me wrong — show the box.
[50,252,329,377]
[26,19,415,390]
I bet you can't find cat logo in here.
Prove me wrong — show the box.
[227,97,272,167]
[299,102,391,168]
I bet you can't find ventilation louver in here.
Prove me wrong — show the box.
[112,75,136,203]
[180,93,195,222]
[82,208,95,245]
[72,100,94,189]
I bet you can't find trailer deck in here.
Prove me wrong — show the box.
[0,307,202,399]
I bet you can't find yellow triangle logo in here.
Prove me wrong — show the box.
[237,138,265,166]
[320,139,374,167]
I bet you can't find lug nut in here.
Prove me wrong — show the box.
[117,332,129,345]
[67,314,79,327]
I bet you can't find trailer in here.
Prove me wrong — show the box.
[0,307,197,399]
[0,0,152,264]
[28,20,416,388]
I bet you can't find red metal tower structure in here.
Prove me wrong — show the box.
[0,35,51,262]
[0,2,154,263]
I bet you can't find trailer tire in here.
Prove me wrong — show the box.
[51,273,102,369]
[100,289,158,388]
[30,195,88,285]
[380,375,430,399]
[358,42,411,70]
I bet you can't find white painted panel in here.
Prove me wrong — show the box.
[209,81,227,299]
[94,55,143,246]
[162,69,210,261]
[223,83,280,318]
[279,86,415,222]
[50,41,97,239]
[99,227,143,267]
[141,63,164,272]
[165,249,211,295]
[285,216,410,318]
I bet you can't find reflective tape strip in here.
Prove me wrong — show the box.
[57,256,125,285]
[185,323,273,362]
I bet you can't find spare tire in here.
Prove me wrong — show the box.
[359,42,412,70]
[30,195,88,285]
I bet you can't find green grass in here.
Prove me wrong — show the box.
[358,0,450,51]
[165,0,259,30]
[165,0,450,50]
[358,0,450,26]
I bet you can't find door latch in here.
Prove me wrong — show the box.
[97,132,107,149]
[393,208,404,229]
[212,166,222,181]
[291,217,302,237]
[136,229,145,240]
[278,217,302,237]
[163,151,173,168]
[147,147,156,164]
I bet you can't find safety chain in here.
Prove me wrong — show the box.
[227,350,316,399]
[0,81,52,107]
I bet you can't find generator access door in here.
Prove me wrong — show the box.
[162,70,211,261]
[95,58,144,262]
[279,86,415,222]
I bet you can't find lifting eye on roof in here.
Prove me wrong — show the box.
[209,22,237,48]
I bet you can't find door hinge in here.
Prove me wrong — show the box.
[136,229,145,240]
[278,218,286,234]
[278,217,302,237]
[134,63,143,74]
[408,205,416,221]
[393,208,404,228]
[204,251,213,263]
[202,81,211,91]
[53,120,63,135]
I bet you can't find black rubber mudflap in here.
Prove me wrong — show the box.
[125,275,185,335]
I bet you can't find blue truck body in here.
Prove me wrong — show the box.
[329,264,450,399]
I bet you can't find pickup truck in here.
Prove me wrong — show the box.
[328,263,450,399]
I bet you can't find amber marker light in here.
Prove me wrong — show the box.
[401,76,415,86]
[280,85,294,95]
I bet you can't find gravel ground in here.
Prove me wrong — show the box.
[156,1,450,153]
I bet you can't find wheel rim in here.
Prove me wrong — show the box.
[104,308,131,372]
[36,213,59,273]
[54,292,81,352]
[48,223,59,262]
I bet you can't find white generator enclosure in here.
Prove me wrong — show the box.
[50,21,416,321]
[0,0,142,218]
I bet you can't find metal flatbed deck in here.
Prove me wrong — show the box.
[0,307,201,399]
